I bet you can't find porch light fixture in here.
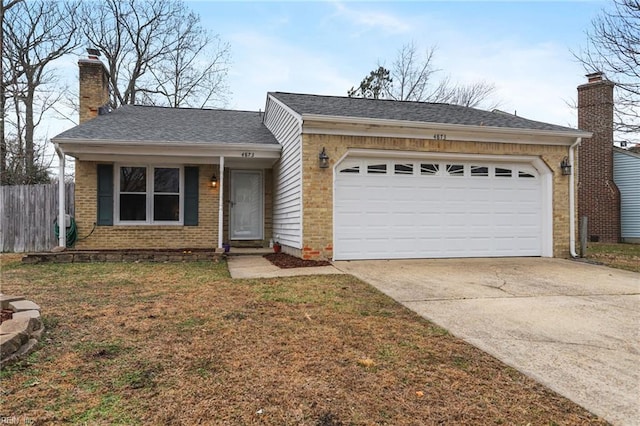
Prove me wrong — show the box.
[210,174,218,188]
[560,157,572,176]
[319,147,329,169]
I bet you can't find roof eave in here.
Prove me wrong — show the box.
[53,137,281,161]
[301,114,592,145]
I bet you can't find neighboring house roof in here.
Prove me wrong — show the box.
[54,105,278,145]
[614,146,640,159]
[269,92,583,134]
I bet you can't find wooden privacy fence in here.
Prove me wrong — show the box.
[0,183,75,253]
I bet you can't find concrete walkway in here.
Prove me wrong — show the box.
[227,255,343,279]
[334,258,640,426]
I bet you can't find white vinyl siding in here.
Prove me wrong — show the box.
[264,96,303,248]
[614,149,640,240]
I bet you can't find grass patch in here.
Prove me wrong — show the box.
[586,242,640,272]
[74,341,125,360]
[72,394,138,425]
[0,257,606,424]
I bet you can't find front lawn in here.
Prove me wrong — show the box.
[0,256,605,424]
[586,242,640,272]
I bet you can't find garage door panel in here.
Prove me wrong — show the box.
[334,158,544,260]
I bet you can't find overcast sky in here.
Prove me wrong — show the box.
[46,0,609,167]
[185,0,605,129]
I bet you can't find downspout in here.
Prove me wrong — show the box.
[569,137,581,258]
[54,143,66,248]
[218,156,224,249]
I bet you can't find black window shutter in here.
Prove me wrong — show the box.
[184,166,199,226]
[97,164,114,225]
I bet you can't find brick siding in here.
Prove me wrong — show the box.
[78,59,110,124]
[300,135,573,260]
[74,162,219,249]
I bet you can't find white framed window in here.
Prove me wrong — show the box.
[339,165,360,174]
[420,163,439,175]
[394,163,414,175]
[367,163,387,174]
[446,164,464,176]
[495,167,513,177]
[518,171,536,179]
[470,165,489,177]
[115,165,184,225]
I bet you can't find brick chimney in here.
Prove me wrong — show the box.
[577,72,621,242]
[78,49,110,124]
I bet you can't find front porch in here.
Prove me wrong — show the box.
[60,154,277,252]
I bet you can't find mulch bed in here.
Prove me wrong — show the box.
[264,252,331,269]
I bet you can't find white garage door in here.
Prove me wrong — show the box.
[334,157,544,260]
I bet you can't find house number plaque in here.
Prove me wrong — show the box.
[241,152,255,158]
[433,134,447,140]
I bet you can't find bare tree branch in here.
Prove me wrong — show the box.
[79,0,230,109]
[3,0,80,184]
[1,0,25,184]
[349,42,499,109]
[577,0,640,138]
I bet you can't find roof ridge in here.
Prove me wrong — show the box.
[118,104,261,114]
[271,91,455,108]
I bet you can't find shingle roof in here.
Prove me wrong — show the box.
[270,92,580,133]
[54,105,278,145]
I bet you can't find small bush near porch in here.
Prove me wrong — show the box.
[0,256,605,424]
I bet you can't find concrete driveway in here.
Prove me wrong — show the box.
[334,258,640,426]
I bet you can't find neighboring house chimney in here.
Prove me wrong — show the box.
[577,72,621,243]
[78,49,110,124]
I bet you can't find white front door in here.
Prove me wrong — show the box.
[230,170,263,240]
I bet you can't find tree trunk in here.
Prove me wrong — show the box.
[1,3,6,185]
[24,91,35,183]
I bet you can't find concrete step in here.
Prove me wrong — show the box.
[226,247,273,256]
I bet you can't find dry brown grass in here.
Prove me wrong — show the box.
[586,243,640,272]
[0,255,606,425]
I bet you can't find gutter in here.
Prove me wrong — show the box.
[569,137,581,258]
[53,143,66,249]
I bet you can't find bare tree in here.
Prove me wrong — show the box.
[349,42,498,109]
[141,13,230,108]
[578,0,639,138]
[1,0,24,185]
[80,0,230,109]
[387,42,439,102]
[430,76,497,108]
[2,0,80,184]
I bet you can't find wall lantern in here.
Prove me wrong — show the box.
[210,174,218,188]
[319,147,330,169]
[560,157,572,176]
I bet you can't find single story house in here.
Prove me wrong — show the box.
[52,55,592,260]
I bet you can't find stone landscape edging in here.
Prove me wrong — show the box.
[22,249,225,264]
[0,295,44,366]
